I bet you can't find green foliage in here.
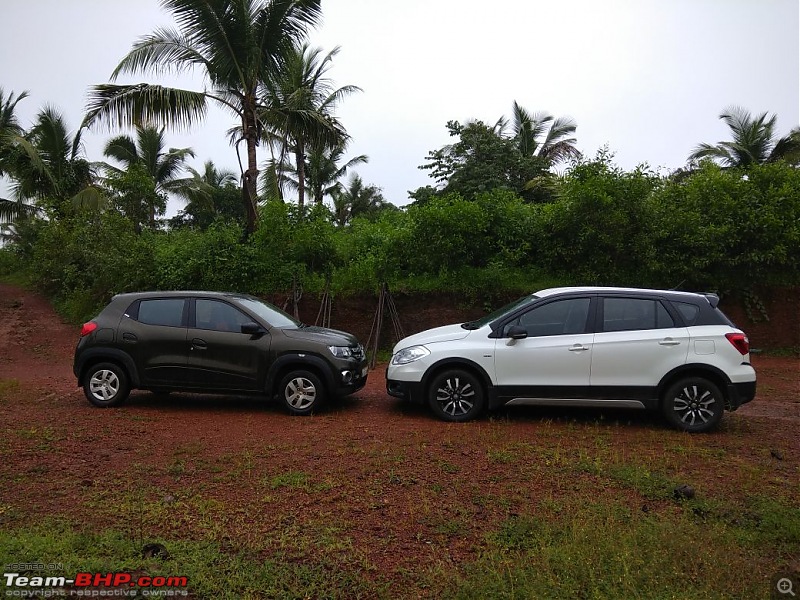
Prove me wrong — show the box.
[3,154,799,319]
[650,161,800,291]
[152,222,251,292]
[105,163,167,231]
[250,202,336,293]
[413,120,551,203]
[536,151,663,285]
[405,193,489,273]
[27,212,154,321]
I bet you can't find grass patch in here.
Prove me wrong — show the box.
[0,378,20,402]
[268,470,310,490]
[0,521,387,599]
[437,500,779,599]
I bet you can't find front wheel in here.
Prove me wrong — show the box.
[279,370,325,416]
[83,362,130,408]
[427,369,485,422]
[662,377,724,433]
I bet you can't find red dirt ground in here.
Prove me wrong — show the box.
[1,283,798,592]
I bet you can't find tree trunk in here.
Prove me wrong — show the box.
[295,144,306,212]
[242,100,259,234]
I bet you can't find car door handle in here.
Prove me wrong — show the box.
[568,344,589,352]
[191,338,207,351]
[659,338,681,346]
[122,332,137,343]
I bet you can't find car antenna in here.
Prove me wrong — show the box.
[669,280,686,291]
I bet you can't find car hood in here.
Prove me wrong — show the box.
[281,326,360,347]
[394,324,471,350]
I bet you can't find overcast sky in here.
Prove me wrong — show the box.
[1,0,798,211]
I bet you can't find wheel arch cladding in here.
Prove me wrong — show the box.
[267,353,334,395]
[658,364,731,409]
[421,358,492,399]
[78,349,139,387]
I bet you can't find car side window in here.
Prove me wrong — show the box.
[602,298,675,332]
[504,298,591,337]
[137,299,185,327]
[195,299,250,333]
[673,301,700,326]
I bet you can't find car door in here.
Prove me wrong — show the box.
[185,298,270,391]
[493,296,594,397]
[590,296,690,395]
[119,297,190,386]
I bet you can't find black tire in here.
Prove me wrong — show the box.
[427,369,485,422]
[662,377,724,433]
[279,370,325,416]
[83,362,130,408]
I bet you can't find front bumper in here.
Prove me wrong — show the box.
[333,359,369,397]
[386,377,425,405]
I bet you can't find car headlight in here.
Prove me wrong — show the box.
[328,346,353,358]
[391,345,430,365]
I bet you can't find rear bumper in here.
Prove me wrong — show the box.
[727,380,756,410]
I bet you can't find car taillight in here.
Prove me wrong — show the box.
[725,333,749,355]
[80,322,98,337]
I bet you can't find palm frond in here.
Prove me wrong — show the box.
[103,134,139,167]
[0,197,38,221]
[111,27,211,80]
[689,142,734,165]
[0,88,30,134]
[71,186,108,210]
[83,84,208,131]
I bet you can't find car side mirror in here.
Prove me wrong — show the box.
[241,322,266,336]
[507,325,528,340]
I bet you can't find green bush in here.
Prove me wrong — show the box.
[535,155,662,286]
[2,157,799,316]
[649,162,800,291]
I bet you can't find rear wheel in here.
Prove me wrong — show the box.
[427,369,485,422]
[279,370,325,416]
[662,377,724,433]
[83,362,130,408]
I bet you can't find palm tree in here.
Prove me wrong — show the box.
[10,107,96,217]
[260,43,360,209]
[268,140,367,206]
[169,160,244,228]
[0,88,37,222]
[82,0,323,233]
[331,174,391,227]
[690,106,800,167]
[0,88,30,176]
[101,125,194,227]
[497,101,582,166]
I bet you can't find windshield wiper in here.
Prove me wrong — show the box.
[461,321,479,330]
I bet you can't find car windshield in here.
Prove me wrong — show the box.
[461,295,538,330]
[236,297,302,329]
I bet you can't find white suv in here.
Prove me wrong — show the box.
[386,287,756,432]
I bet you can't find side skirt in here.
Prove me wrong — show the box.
[489,385,659,410]
[504,398,646,409]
